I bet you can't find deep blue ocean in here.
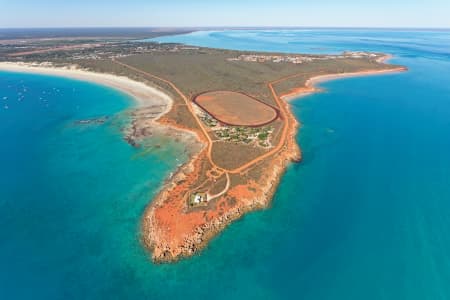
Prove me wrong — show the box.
[2,30,450,299]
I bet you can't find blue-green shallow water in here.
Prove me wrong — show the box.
[0,72,189,299]
[2,30,450,299]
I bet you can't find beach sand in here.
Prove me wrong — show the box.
[281,58,406,101]
[0,61,202,166]
[0,62,172,110]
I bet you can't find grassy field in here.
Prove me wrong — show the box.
[117,49,299,105]
[116,49,398,104]
[70,46,399,173]
[211,141,267,170]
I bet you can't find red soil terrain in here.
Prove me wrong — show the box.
[110,58,405,263]
[142,82,302,262]
[142,112,301,262]
[194,91,279,127]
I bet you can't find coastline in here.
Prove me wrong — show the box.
[0,60,204,213]
[140,54,408,263]
[0,62,173,111]
[0,55,407,263]
[0,62,197,146]
[281,61,406,101]
[141,113,301,262]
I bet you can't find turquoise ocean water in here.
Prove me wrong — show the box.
[2,30,450,299]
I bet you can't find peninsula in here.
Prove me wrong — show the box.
[0,36,406,262]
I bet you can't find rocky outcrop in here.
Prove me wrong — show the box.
[141,102,301,263]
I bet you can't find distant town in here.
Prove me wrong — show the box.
[0,37,383,66]
[227,51,381,64]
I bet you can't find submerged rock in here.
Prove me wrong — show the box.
[74,116,109,125]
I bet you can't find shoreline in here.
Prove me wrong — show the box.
[0,55,407,263]
[140,53,408,263]
[142,91,301,263]
[0,62,173,111]
[281,63,406,101]
[0,61,204,204]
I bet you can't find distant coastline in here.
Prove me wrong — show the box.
[280,55,406,101]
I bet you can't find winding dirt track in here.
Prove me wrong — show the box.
[112,59,214,159]
[112,58,295,180]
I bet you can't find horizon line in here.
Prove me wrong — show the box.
[1,26,450,31]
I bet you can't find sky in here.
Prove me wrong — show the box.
[1,0,449,28]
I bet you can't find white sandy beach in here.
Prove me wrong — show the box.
[0,62,173,110]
